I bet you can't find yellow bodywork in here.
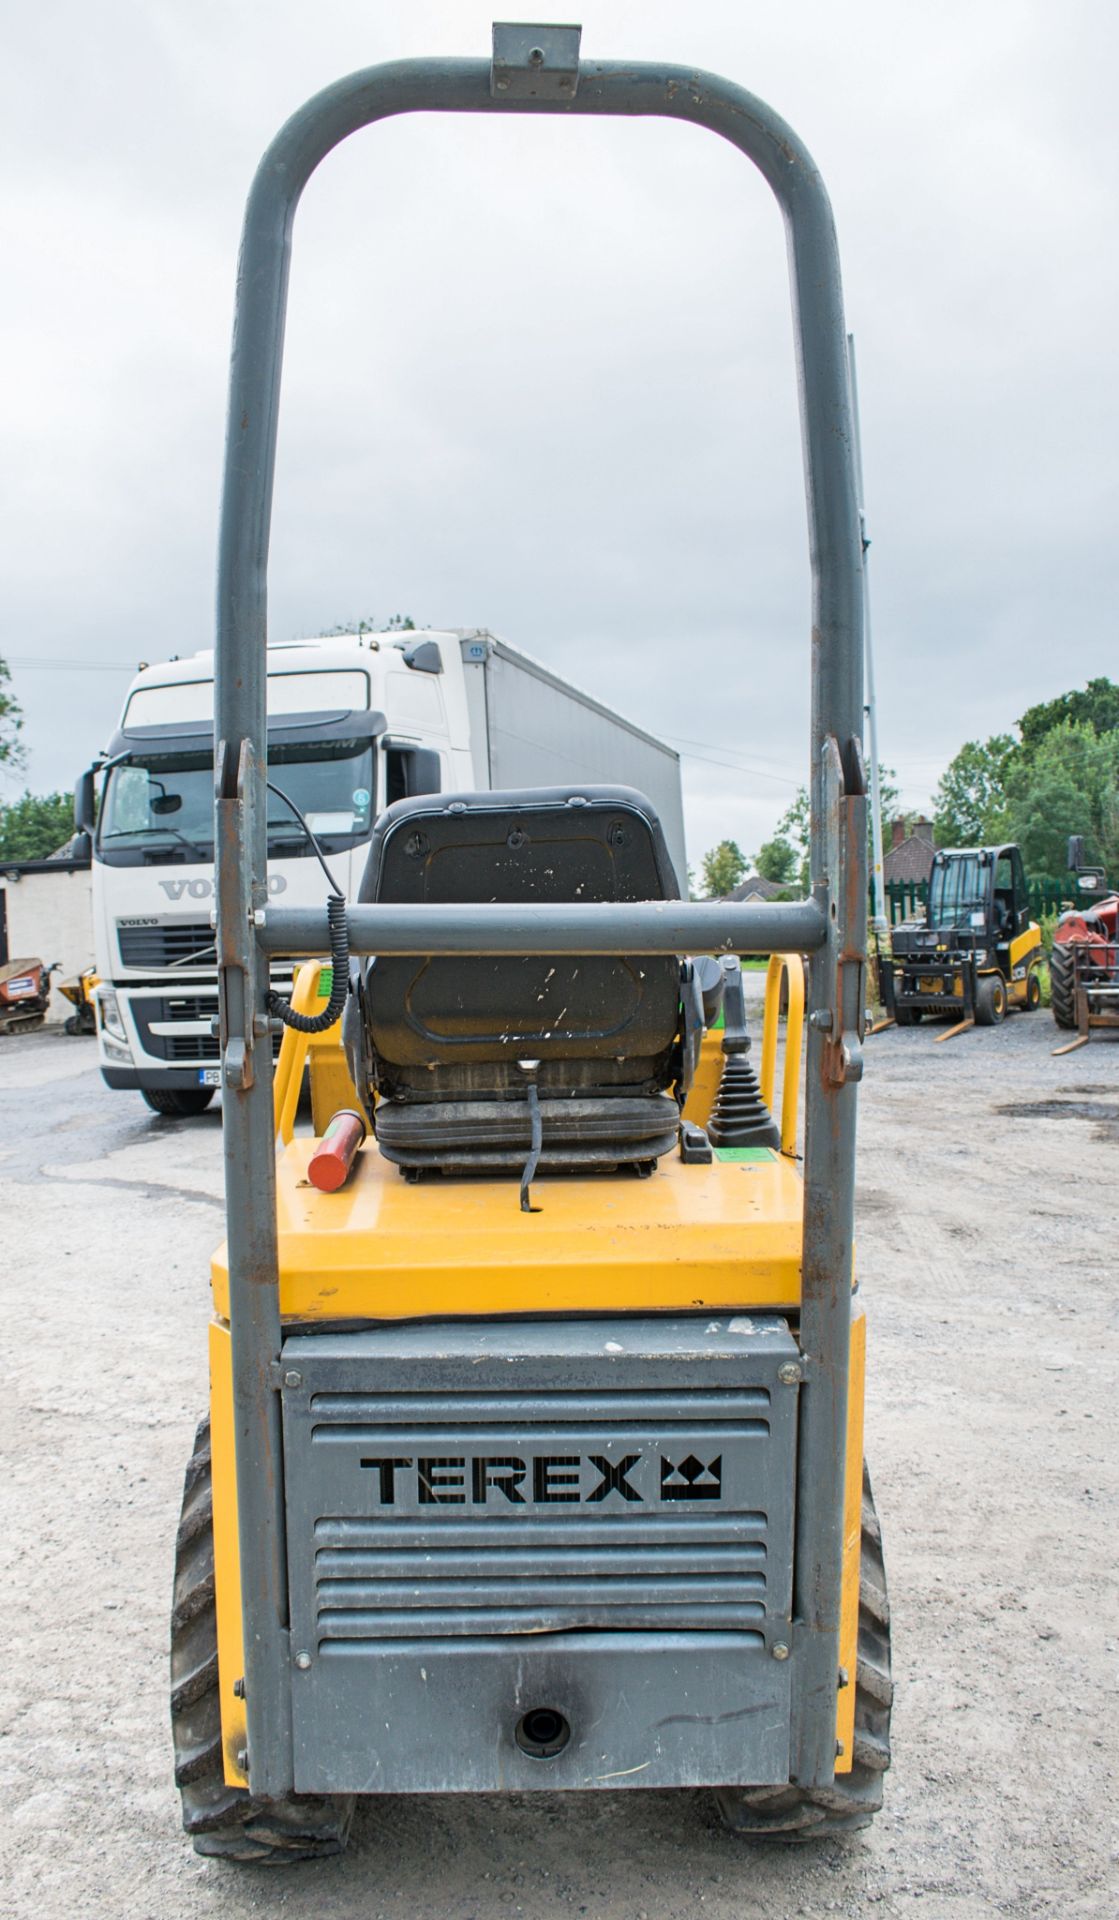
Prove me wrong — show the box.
[209,1322,248,1787]
[834,1302,866,1771]
[272,960,361,1148]
[680,1028,723,1130]
[213,948,864,1788]
[212,1141,806,1321]
[1007,923,1042,1005]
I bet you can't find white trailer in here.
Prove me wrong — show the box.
[82,628,685,1114]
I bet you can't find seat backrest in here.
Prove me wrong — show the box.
[356,785,682,1101]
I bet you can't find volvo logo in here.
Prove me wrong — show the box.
[156,874,288,901]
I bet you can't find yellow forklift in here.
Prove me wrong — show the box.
[881,844,1042,1036]
[171,23,891,1860]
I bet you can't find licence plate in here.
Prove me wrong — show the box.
[198,1067,223,1087]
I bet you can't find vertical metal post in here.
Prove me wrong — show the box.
[213,45,866,1798]
[848,334,888,935]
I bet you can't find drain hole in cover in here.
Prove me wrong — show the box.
[515,1706,571,1759]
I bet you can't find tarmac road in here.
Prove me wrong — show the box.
[1,1014,1116,1919]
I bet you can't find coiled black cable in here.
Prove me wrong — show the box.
[268,891,350,1033]
[263,781,351,1034]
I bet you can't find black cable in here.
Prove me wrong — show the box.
[265,781,344,897]
[519,1081,543,1214]
[263,780,350,1034]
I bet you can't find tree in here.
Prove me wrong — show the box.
[325,613,419,637]
[1004,722,1119,883]
[931,734,1016,847]
[0,790,76,861]
[756,835,798,884]
[0,655,25,771]
[1018,677,1119,753]
[700,839,747,899]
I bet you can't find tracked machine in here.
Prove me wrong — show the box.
[170,24,891,1861]
[0,957,60,1035]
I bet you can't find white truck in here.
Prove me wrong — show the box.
[79,629,687,1114]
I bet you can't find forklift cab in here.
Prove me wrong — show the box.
[928,845,1028,951]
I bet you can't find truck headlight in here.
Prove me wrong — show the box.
[97,989,128,1044]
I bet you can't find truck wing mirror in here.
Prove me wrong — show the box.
[383,739,442,801]
[75,767,97,833]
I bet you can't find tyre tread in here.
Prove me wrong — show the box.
[1048,941,1076,1030]
[170,1418,354,1863]
[714,1463,892,1842]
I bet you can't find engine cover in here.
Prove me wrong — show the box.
[279,1314,800,1794]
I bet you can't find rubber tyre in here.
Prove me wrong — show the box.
[171,1419,355,1863]
[1025,969,1042,1012]
[714,1464,892,1841]
[974,974,1007,1026]
[894,1006,920,1027]
[1048,942,1076,1029]
[143,1087,215,1118]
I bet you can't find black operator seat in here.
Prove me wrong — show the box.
[345,786,697,1178]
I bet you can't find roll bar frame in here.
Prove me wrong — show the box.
[213,26,867,1800]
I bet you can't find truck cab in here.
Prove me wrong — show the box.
[84,634,468,1112]
[82,630,685,1113]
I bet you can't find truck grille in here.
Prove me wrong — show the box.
[117,921,214,969]
[130,994,282,1064]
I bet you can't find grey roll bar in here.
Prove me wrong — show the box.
[214,27,866,1800]
[260,898,828,959]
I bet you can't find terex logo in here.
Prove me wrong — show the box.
[157,874,287,901]
[358,1451,724,1508]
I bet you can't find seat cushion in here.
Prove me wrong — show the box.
[375,1092,680,1172]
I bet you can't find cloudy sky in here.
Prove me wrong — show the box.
[3,1,1116,872]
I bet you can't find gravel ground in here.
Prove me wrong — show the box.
[1,1010,1117,1919]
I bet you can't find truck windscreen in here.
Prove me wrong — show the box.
[928,855,987,929]
[98,740,375,865]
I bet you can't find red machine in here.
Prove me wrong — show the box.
[1050,836,1119,1052]
[0,958,60,1035]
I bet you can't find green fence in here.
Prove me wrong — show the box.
[883,878,1074,927]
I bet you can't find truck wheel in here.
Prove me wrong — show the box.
[1048,943,1076,1029]
[714,1464,891,1840]
[143,1087,215,1118]
[1026,969,1042,1011]
[171,1419,355,1863]
[894,1006,919,1027]
[975,975,1007,1026]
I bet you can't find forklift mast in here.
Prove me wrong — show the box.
[212,24,867,1800]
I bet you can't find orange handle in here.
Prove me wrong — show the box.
[307,1109,367,1192]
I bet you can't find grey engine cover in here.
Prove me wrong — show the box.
[279,1315,800,1794]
